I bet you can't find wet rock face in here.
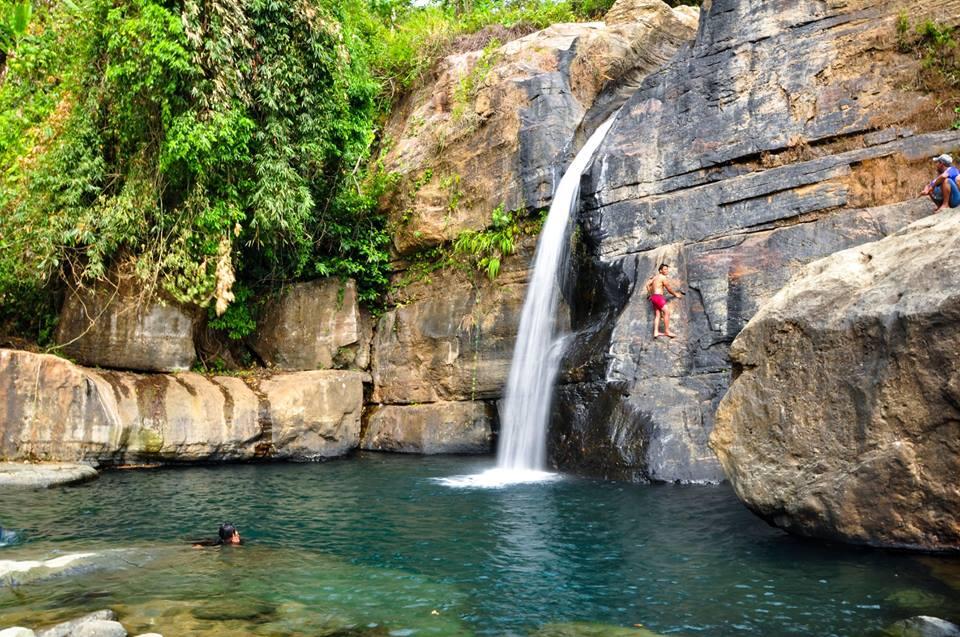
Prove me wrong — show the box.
[362,402,494,454]
[0,349,362,464]
[711,213,960,551]
[381,0,696,256]
[252,279,365,371]
[55,277,196,373]
[554,0,960,483]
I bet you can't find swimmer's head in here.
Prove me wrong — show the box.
[218,523,240,543]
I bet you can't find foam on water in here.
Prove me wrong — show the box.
[433,468,562,489]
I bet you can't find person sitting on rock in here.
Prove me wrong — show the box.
[921,153,960,211]
[645,263,684,339]
[192,523,242,547]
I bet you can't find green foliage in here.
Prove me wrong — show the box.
[896,15,960,89]
[373,0,614,97]
[0,1,32,55]
[453,204,541,280]
[207,283,257,341]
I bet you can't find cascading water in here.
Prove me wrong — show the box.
[438,113,619,488]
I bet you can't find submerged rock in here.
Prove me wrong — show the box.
[530,622,666,637]
[0,463,97,489]
[711,213,960,550]
[882,616,960,637]
[886,589,950,613]
[0,551,141,586]
[190,598,276,621]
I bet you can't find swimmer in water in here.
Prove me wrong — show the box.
[192,523,242,547]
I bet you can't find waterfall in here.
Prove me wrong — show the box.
[496,114,618,473]
[436,113,618,489]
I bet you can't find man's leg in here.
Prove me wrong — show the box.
[933,185,945,209]
[948,178,960,208]
[653,309,662,337]
[664,306,677,338]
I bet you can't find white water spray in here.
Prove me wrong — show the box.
[439,114,619,489]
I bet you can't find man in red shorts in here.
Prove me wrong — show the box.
[645,263,684,338]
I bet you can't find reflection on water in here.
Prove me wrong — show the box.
[1,454,958,636]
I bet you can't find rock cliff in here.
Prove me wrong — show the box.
[555,0,960,482]
[710,212,960,551]
[367,0,699,451]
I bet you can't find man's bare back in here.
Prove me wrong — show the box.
[647,273,668,296]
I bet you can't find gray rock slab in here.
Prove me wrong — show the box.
[252,278,362,371]
[371,238,535,405]
[0,629,36,637]
[261,371,365,460]
[0,349,364,464]
[55,274,196,373]
[0,463,98,489]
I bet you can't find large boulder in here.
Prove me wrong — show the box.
[381,0,697,255]
[551,0,960,483]
[0,349,362,464]
[362,401,494,454]
[55,275,197,373]
[711,213,960,551]
[252,279,365,371]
